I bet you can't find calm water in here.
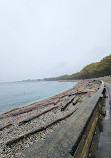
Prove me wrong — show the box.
[0,81,76,114]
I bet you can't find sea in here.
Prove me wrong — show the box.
[0,81,76,114]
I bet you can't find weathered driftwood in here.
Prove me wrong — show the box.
[53,99,60,105]
[0,106,38,119]
[68,92,77,97]
[4,102,55,118]
[68,91,87,97]
[0,123,12,131]
[61,96,75,111]
[0,99,60,120]
[0,101,57,119]
[6,108,78,146]
[19,106,59,126]
[12,106,37,116]
[76,91,87,95]
[60,94,68,99]
[73,97,79,105]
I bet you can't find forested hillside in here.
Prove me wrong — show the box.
[44,55,111,81]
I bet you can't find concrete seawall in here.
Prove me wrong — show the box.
[22,81,105,158]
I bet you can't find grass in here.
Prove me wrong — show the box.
[77,98,82,103]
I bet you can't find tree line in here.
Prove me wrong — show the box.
[44,54,111,81]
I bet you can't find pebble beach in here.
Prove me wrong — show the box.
[0,80,101,158]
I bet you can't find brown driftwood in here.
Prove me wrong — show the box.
[53,99,60,105]
[68,92,77,97]
[19,106,59,126]
[0,106,38,119]
[68,91,87,97]
[61,96,75,111]
[3,102,55,118]
[6,108,78,146]
[12,102,54,116]
[76,91,87,95]
[0,100,60,120]
[12,106,37,116]
[60,94,68,99]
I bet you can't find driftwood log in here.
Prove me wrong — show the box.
[0,100,59,119]
[19,105,59,126]
[76,91,87,95]
[61,96,75,111]
[12,102,55,116]
[0,123,12,131]
[68,92,77,97]
[60,94,68,99]
[73,97,79,105]
[6,108,78,146]
[68,91,87,97]
[53,99,60,105]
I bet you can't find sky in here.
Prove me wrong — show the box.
[0,0,111,82]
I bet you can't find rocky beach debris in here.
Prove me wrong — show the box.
[0,80,101,158]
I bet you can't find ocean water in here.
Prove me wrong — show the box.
[0,81,76,114]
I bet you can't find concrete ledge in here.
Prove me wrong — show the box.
[22,82,105,158]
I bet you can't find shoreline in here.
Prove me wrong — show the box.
[0,80,86,119]
[0,81,76,116]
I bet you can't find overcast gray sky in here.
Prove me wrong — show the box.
[0,0,111,82]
